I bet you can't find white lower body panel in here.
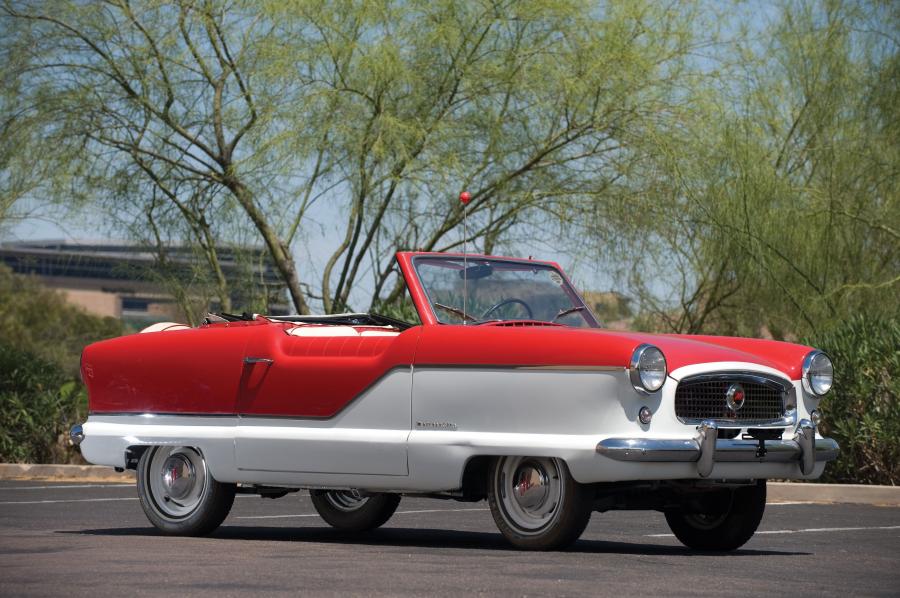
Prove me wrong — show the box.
[80,415,828,492]
[79,365,832,491]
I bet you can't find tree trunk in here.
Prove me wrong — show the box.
[226,178,309,314]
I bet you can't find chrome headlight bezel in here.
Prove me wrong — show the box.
[629,344,667,394]
[802,350,834,397]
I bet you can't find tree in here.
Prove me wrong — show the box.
[2,0,702,315]
[582,0,899,338]
[2,0,314,313]
[0,264,122,371]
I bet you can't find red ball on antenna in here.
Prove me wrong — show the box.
[459,191,471,205]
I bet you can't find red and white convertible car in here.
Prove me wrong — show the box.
[74,252,838,550]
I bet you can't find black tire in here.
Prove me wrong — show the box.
[136,446,235,536]
[487,456,593,550]
[664,480,767,551]
[310,490,401,532]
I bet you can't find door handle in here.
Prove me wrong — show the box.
[244,357,274,365]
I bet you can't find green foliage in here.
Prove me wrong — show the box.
[0,265,122,372]
[371,289,422,325]
[0,342,87,463]
[578,0,899,340]
[805,315,900,485]
[1,0,702,315]
[0,265,122,462]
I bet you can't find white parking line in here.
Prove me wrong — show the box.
[0,484,134,491]
[0,494,258,506]
[0,497,139,505]
[236,507,490,520]
[646,525,900,538]
[236,513,320,519]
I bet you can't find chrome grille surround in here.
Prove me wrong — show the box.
[674,372,796,429]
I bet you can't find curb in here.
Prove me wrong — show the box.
[1,464,897,505]
[767,482,900,507]
[0,464,135,483]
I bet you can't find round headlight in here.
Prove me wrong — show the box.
[630,344,667,394]
[802,351,833,396]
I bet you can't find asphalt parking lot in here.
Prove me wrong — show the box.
[0,481,898,597]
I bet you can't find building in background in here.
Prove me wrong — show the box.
[0,240,286,327]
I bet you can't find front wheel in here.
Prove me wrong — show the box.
[136,446,235,536]
[310,490,401,532]
[664,480,766,551]
[487,456,593,550]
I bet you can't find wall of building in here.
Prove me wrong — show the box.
[60,288,122,318]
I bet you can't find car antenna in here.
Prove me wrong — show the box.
[459,191,471,325]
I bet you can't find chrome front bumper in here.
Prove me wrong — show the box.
[596,419,839,477]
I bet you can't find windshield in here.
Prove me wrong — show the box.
[413,256,599,327]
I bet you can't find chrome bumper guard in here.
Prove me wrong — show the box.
[596,419,839,478]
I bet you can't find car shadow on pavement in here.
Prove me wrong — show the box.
[58,526,810,557]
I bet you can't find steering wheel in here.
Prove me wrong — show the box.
[480,298,534,321]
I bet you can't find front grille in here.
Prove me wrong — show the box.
[675,375,786,423]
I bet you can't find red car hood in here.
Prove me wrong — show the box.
[595,330,811,380]
[416,324,811,381]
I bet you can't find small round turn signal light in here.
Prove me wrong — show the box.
[638,406,653,425]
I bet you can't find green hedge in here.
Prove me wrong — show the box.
[0,266,122,463]
[0,343,88,463]
[806,315,900,485]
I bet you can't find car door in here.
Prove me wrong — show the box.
[234,322,421,476]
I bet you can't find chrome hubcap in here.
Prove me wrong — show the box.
[147,447,207,519]
[512,463,550,511]
[324,490,369,512]
[161,454,196,501]
[497,457,563,534]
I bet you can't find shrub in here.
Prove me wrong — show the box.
[0,265,122,463]
[0,342,88,463]
[0,265,122,372]
[805,315,900,485]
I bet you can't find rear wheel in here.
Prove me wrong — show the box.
[136,446,235,536]
[487,456,592,550]
[310,490,401,532]
[664,480,766,551]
